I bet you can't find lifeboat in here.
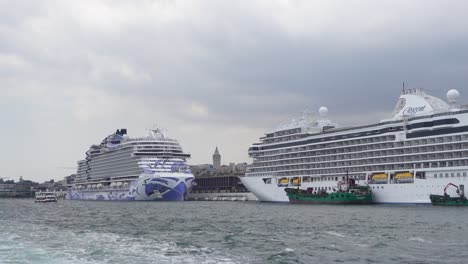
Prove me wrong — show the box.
[395,172,413,182]
[372,173,388,181]
[395,172,413,179]
[292,177,301,186]
[278,178,289,187]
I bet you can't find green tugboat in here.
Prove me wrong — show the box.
[430,183,468,206]
[285,178,373,205]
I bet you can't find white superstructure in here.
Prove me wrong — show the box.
[68,128,194,201]
[241,88,468,203]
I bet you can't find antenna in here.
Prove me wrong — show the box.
[402,81,405,93]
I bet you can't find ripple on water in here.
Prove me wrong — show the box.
[1,200,468,264]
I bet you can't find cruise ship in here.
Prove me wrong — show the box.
[241,88,468,204]
[67,128,195,201]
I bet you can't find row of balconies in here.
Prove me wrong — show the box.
[255,141,468,164]
[269,153,467,171]
[250,156,468,175]
[258,134,468,159]
[254,146,468,168]
[265,159,468,177]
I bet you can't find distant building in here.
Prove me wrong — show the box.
[38,179,67,192]
[0,177,38,198]
[64,174,76,185]
[15,179,38,197]
[191,162,248,178]
[0,181,16,197]
[213,147,221,170]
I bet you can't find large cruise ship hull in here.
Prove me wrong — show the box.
[243,89,468,204]
[67,175,195,201]
[241,169,468,204]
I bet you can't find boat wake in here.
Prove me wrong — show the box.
[1,222,241,264]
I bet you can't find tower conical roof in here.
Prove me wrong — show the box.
[214,147,220,155]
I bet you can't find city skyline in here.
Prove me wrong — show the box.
[2,1,468,182]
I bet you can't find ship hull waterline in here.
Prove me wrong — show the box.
[241,173,468,204]
[67,175,195,201]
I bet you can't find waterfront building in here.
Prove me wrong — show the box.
[0,181,16,198]
[188,154,254,200]
[191,175,249,193]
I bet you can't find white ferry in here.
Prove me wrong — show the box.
[241,88,468,204]
[35,192,58,203]
[67,128,195,201]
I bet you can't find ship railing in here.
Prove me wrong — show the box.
[129,137,179,142]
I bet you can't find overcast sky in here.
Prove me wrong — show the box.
[1,0,468,182]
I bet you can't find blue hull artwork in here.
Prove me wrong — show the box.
[67,176,195,201]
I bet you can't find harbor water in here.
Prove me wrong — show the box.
[1,199,467,264]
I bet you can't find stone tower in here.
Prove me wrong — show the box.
[213,147,221,170]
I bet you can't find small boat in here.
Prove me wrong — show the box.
[285,178,372,205]
[430,183,468,206]
[35,192,58,203]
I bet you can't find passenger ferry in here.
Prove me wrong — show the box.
[240,88,468,204]
[67,128,195,201]
[35,192,58,203]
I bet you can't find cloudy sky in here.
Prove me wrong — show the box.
[1,0,468,182]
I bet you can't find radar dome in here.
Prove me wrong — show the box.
[122,134,129,140]
[319,107,328,117]
[447,89,460,104]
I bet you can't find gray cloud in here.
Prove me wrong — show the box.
[1,0,468,181]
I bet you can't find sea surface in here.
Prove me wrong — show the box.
[1,199,467,264]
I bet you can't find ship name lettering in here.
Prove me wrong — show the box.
[402,106,426,115]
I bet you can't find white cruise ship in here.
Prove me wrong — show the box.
[67,128,195,201]
[241,88,468,204]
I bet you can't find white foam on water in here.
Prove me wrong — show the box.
[352,243,370,247]
[324,231,346,238]
[408,237,432,244]
[1,222,241,264]
[63,231,241,264]
[284,248,295,252]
